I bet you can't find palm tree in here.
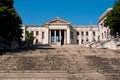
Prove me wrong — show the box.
[25,31,35,47]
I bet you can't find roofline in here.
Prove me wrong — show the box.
[21,24,98,28]
[21,24,44,27]
[73,25,98,27]
[98,8,113,22]
[45,17,71,25]
[73,26,98,28]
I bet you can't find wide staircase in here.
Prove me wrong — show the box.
[0,45,120,80]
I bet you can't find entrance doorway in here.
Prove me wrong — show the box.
[61,30,64,45]
[50,30,66,45]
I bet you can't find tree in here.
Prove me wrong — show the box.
[104,0,120,37]
[0,0,22,41]
[25,31,35,47]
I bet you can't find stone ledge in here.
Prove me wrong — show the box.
[0,70,67,73]
[0,78,68,80]
[0,72,68,78]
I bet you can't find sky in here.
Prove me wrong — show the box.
[14,0,115,25]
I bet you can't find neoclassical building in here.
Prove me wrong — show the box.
[22,17,98,45]
[21,8,120,49]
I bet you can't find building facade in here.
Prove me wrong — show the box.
[22,17,98,45]
[98,8,120,49]
[98,8,113,41]
[21,8,120,49]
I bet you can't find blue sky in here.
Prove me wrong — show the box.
[14,0,115,25]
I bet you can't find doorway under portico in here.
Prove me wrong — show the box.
[49,29,67,45]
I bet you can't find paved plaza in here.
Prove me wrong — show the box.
[0,45,120,80]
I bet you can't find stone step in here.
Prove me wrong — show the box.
[102,69,120,74]
[104,75,120,80]
[69,73,106,80]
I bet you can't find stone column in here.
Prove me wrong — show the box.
[44,29,49,44]
[67,28,70,44]
[54,30,56,44]
[64,30,67,44]
[59,30,61,42]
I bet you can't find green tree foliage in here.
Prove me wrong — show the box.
[25,31,35,47]
[0,0,22,41]
[104,0,120,37]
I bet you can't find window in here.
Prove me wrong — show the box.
[71,32,73,39]
[102,33,103,39]
[77,32,79,36]
[81,31,84,36]
[86,38,89,42]
[104,31,106,38]
[36,39,39,44]
[77,39,79,44]
[42,32,44,39]
[81,39,84,44]
[86,32,88,36]
[31,31,34,35]
[36,31,39,36]
[93,31,95,36]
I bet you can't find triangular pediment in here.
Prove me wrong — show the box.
[45,17,71,25]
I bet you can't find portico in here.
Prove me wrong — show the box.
[45,17,71,45]
[49,29,67,45]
